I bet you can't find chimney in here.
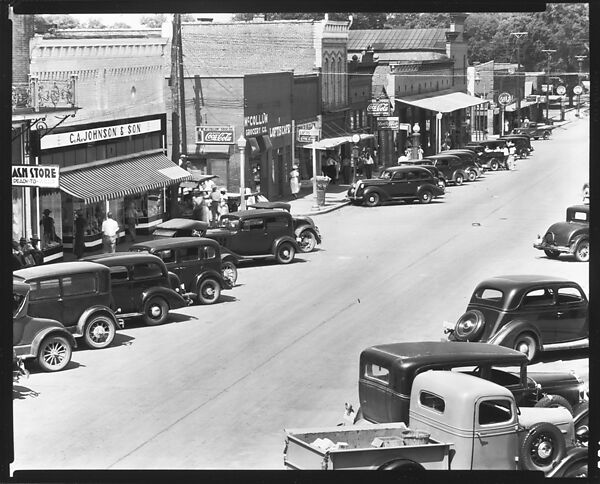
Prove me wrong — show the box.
[445,31,458,58]
[449,13,467,37]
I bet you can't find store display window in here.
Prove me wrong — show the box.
[36,190,63,250]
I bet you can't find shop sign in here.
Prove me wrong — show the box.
[12,164,60,188]
[556,85,567,96]
[498,92,512,106]
[367,100,391,116]
[40,119,162,150]
[399,123,411,132]
[196,125,235,145]
[269,123,292,138]
[525,95,538,103]
[573,85,583,95]
[297,129,320,143]
[244,112,269,137]
[377,117,400,130]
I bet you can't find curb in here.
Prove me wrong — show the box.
[295,200,351,217]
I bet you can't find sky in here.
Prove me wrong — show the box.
[68,13,234,28]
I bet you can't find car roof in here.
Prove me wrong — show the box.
[424,154,461,160]
[476,274,575,289]
[155,218,209,231]
[13,261,108,280]
[83,252,165,266]
[361,341,527,372]
[568,204,589,213]
[247,202,291,211]
[13,279,30,295]
[131,236,220,250]
[382,165,431,172]
[225,209,292,218]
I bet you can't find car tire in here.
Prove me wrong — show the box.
[454,174,464,186]
[543,131,550,140]
[142,296,169,325]
[275,242,295,264]
[513,333,538,361]
[519,422,566,473]
[298,229,317,253]
[83,314,116,349]
[197,278,221,305]
[221,260,238,286]
[490,159,499,171]
[535,395,574,415]
[419,190,433,204]
[468,170,477,182]
[364,192,381,207]
[37,335,72,372]
[378,460,425,471]
[574,240,589,262]
[453,310,485,342]
[544,249,561,259]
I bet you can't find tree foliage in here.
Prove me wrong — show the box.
[34,14,83,31]
[140,14,167,28]
[85,17,107,29]
[110,22,132,29]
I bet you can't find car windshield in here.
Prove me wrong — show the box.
[379,170,393,180]
[218,217,240,230]
[13,292,25,317]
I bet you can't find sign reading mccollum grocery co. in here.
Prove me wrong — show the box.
[196,125,235,145]
[40,119,163,150]
[12,164,60,188]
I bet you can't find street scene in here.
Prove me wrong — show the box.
[9,6,590,478]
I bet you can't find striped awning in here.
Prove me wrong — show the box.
[59,151,192,204]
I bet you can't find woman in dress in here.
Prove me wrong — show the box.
[289,165,300,199]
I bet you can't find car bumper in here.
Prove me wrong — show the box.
[533,241,573,254]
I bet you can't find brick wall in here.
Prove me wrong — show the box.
[11,13,34,83]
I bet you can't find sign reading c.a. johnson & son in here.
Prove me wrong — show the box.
[196,125,235,145]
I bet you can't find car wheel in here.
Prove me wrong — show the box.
[468,170,477,182]
[454,174,464,185]
[543,131,550,140]
[364,192,381,207]
[535,395,574,415]
[221,260,238,286]
[453,310,485,342]
[419,190,433,204]
[513,333,538,361]
[518,148,527,158]
[142,296,169,325]
[574,240,589,262]
[544,249,561,259]
[37,335,72,372]
[518,422,566,473]
[490,159,499,171]
[275,242,295,264]
[298,229,317,253]
[83,314,116,349]
[197,278,221,305]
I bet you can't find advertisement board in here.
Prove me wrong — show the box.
[12,165,60,188]
[367,100,392,116]
[377,117,400,130]
[196,125,235,145]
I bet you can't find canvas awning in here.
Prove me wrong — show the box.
[302,133,375,150]
[504,99,540,112]
[396,91,489,113]
[59,150,192,204]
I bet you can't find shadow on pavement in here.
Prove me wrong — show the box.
[535,348,588,365]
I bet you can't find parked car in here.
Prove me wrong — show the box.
[201,209,300,264]
[347,166,444,207]
[443,275,588,361]
[465,140,509,171]
[246,201,322,253]
[499,134,534,158]
[512,121,554,140]
[83,252,190,325]
[441,149,484,180]
[13,279,76,372]
[152,218,209,238]
[534,204,589,262]
[357,341,586,426]
[421,154,470,185]
[396,162,447,188]
[14,262,122,349]
[131,237,235,303]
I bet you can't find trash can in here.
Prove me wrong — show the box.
[312,176,330,206]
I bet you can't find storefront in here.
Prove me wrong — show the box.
[29,114,191,261]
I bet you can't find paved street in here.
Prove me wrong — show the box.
[11,116,588,472]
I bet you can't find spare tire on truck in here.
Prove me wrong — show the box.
[453,310,485,341]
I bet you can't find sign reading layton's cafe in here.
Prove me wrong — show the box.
[12,164,60,188]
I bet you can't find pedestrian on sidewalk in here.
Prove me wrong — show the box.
[289,164,300,199]
[39,208,56,249]
[363,149,374,179]
[73,209,87,259]
[125,203,138,242]
[102,212,120,253]
[209,186,221,224]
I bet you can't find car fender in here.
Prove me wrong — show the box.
[220,247,240,265]
[487,320,542,348]
[193,269,227,291]
[545,446,588,478]
[363,186,388,201]
[271,235,299,254]
[294,226,321,244]
[29,327,77,358]
[452,169,467,180]
[569,233,589,251]
[75,306,120,335]
[141,286,187,310]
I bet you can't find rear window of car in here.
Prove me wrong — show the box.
[473,288,505,306]
[364,363,390,384]
[419,391,445,413]
[62,273,98,296]
[556,286,584,304]
[569,210,588,222]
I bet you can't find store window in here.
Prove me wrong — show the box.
[70,199,106,239]
[145,190,163,219]
[12,187,24,242]
[35,190,63,250]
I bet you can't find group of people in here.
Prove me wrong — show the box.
[12,236,44,270]
[483,141,517,170]
[320,148,376,184]
[181,180,230,224]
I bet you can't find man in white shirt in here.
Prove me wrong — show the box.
[101,211,120,253]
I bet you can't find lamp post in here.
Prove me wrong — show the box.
[542,49,556,122]
[308,126,320,211]
[575,55,586,117]
[411,123,421,160]
[510,32,527,126]
[436,112,443,153]
[236,134,247,211]
[351,133,361,183]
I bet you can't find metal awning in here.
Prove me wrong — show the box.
[396,91,489,113]
[60,151,192,204]
[504,99,539,112]
[302,133,375,150]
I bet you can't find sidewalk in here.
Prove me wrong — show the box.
[285,182,351,217]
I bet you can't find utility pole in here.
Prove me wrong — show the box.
[170,13,181,164]
[177,14,187,159]
[542,49,556,122]
[510,32,527,127]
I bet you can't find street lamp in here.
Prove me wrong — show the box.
[308,126,320,211]
[542,49,556,122]
[411,123,421,160]
[351,133,360,183]
[510,32,527,126]
[236,134,247,211]
[436,112,443,153]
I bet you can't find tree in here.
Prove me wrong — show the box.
[140,14,167,28]
[34,14,82,30]
[85,17,107,29]
[110,22,132,29]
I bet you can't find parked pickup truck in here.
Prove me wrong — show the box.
[284,371,587,475]
[512,122,555,140]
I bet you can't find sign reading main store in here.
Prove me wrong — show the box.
[196,125,235,144]
[40,119,162,150]
[12,164,60,188]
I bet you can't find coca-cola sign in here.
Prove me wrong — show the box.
[196,125,235,145]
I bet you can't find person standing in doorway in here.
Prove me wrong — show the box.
[39,209,55,248]
[363,149,374,179]
[101,211,120,253]
[125,203,138,242]
[73,209,87,259]
[289,164,300,199]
